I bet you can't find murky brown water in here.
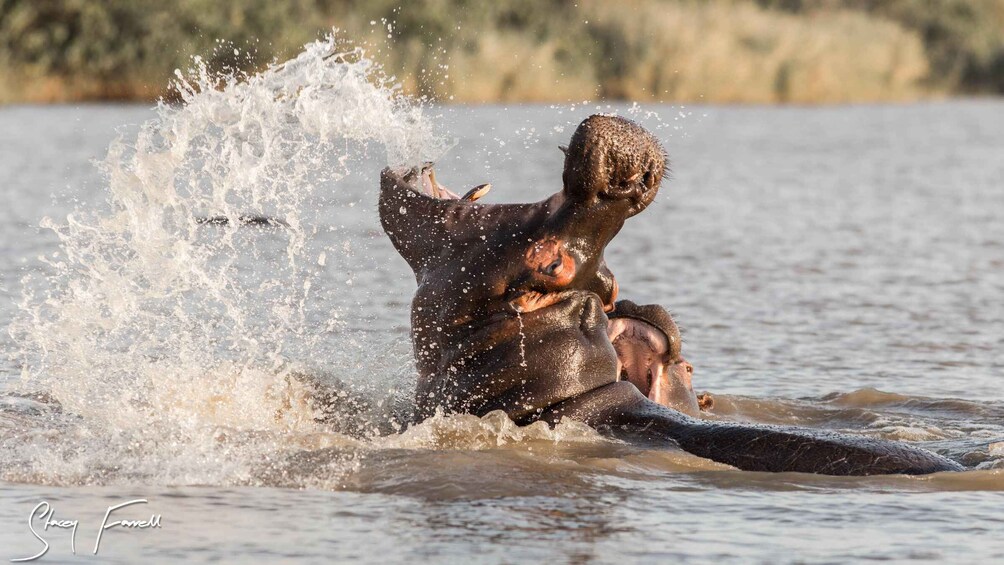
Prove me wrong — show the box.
[1,99,1002,563]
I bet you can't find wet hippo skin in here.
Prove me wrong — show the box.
[379,115,963,475]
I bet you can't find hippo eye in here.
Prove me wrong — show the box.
[545,257,563,275]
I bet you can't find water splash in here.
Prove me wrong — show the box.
[3,34,457,486]
[515,309,528,368]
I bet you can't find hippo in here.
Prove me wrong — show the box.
[608,300,713,415]
[379,114,962,475]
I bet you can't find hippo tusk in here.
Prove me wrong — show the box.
[422,166,467,199]
[462,183,492,202]
[428,168,443,199]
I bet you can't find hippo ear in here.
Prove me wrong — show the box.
[378,167,539,275]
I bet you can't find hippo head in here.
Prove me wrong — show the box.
[379,115,668,422]
[607,300,700,416]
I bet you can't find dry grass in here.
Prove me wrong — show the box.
[572,0,930,103]
[0,0,981,104]
[332,0,931,104]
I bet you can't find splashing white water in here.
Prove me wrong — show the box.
[2,35,483,486]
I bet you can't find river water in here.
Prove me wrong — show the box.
[0,42,1002,564]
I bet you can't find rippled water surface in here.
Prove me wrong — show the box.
[1,92,1002,563]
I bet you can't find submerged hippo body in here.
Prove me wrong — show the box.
[380,115,962,476]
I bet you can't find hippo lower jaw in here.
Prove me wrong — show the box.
[539,381,964,476]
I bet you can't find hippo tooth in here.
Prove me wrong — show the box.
[427,169,442,198]
[462,183,492,202]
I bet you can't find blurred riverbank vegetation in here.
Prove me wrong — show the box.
[0,0,1002,104]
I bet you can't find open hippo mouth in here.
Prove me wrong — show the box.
[379,114,666,288]
[377,121,661,421]
[395,158,710,419]
[408,163,706,417]
[606,300,702,416]
[399,160,706,415]
[385,159,626,316]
